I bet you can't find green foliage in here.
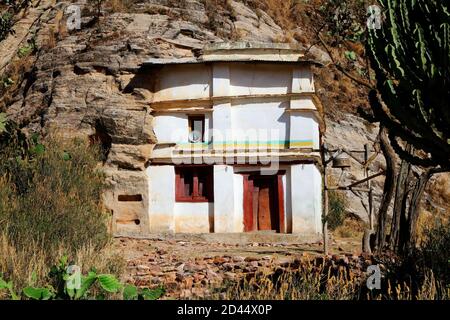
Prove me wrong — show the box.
[0,118,124,298]
[319,0,369,43]
[367,0,450,168]
[0,276,19,300]
[122,284,165,300]
[344,50,357,61]
[0,124,110,260]
[0,1,32,42]
[326,190,348,230]
[17,39,35,58]
[0,113,6,134]
[0,256,164,300]
[415,221,450,285]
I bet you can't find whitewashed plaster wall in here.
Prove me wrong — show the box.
[153,64,211,101]
[153,113,212,145]
[174,203,213,233]
[229,64,292,95]
[213,165,235,232]
[290,163,323,235]
[147,165,175,233]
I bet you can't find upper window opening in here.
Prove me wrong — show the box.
[188,115,205,143]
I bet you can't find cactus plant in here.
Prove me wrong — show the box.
[367,0,450,170]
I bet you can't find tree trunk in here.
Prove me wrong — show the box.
[399,169,432,255]
[375,127,397,253]
[389,145,412,250]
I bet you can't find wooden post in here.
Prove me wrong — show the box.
[323,156,329,256]
[364,144,374,230]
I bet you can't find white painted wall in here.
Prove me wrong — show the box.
[154,65,211,101]
[292,65,315,93]
[174,202,213,233]
[147,165,175,232]
[229,64,292,96]
[233,173,244,232]
[289,112,320,149]
[148,165,214,233]
[213,165,235,232]
[290,163,322,235]
[153,113,211,145]
[230,100,290,147]
[146,163,321,235]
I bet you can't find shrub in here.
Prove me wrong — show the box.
[0,135,110,255]
[327,190,348,230]
[415,220,450,286]
[0,127,118,290]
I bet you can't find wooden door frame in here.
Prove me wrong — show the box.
[242,171,285,233]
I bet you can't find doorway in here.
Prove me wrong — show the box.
[243,172,285,233]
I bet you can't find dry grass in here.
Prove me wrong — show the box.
[0,233,124,295]
[334,217,365,239]
[0,136,124,295]
[105,0,136,13]
[209,259,449,300]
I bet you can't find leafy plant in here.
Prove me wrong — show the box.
[123,284,165,300]
[1,256,164,300]
[326,190,348,230]
[344,50,356,61]
[0,276,19,300]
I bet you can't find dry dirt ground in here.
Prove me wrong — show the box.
[114,233,362,299]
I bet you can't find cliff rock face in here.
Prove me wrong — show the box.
[1,0,387,234]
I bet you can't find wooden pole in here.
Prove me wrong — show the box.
[322,149,329,256]
[365,144,374,230]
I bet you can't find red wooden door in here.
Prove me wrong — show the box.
[257,182,272,230]
[243,173,285,233]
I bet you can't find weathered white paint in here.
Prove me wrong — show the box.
[212,63,230,97]
[153,64,211,102]
[233,172,244,232]
[153,112,211,145]
[147,165,175,233]
[290,164,322,235]
[213,165,235,232]
[292,66,315,93]
[229,64,292,96]
[174,202,213,233]
[289,112,320,150]
[230,100,289,146]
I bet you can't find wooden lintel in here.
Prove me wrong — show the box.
[150,92,319,108]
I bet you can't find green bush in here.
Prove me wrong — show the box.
[415,221,450,286]
[0,120,123,294]
[327,190,348,230]
[0,135,110,256]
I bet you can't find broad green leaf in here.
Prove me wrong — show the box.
[140,287,164,301]
[23,287,53,300]
[0,277,9,289]
[123,285,138,300]
[75,271,97,299]
[97,274,121,293]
